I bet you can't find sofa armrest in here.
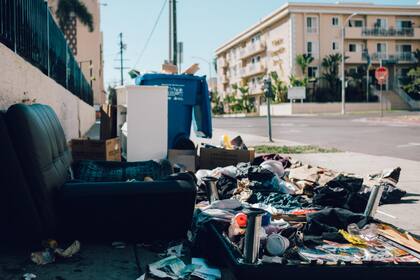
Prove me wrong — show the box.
[58,177,196,242]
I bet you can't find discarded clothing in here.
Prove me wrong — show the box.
[304,208,368,244]
[249,192,311,212]
[216,175,237,199]
[73,160,172,182]
[260,160,285,178]
[312,174,368,213]
[31,240,81,265]
[236,162,275,183]
[252,154,291,168]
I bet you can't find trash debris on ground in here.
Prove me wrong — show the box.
[192,154,419,268]
[111,241,126,249]
[147,256,198,280]
[22,273,37,280]
[191,258,222,280]
[30,240,81,265]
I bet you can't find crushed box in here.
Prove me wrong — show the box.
[70,137,121,162]
[199,147,255,170]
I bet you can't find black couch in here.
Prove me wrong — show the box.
[0,104,196,245]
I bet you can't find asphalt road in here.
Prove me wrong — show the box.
[213,113,420,161]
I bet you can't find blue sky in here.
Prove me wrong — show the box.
[101,0,418,88]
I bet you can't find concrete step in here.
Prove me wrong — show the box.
[382,90,411,110]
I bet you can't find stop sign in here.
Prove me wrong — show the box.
[375,66,388,85]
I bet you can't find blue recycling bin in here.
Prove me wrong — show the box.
[135,73,212,149]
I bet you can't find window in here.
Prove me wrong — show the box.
[251,34,261,43]
[332,41,339,51]
[306,17,318,33]
[349,19,363,27]
[308,67,318,78]
[307,41,313,55]
[397,44,412,53]
[377,43,387,53]
[332,17,339,26]
[349,43,357,52]
[251,55,261,64]
[397,20,412,29]
[375,18,387,29]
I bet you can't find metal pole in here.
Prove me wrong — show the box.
[242,208,265,264]
[172,0,178,66]
[119,33,124,86]
[168,0,172,63]
[380,59,383,118]
[341,26,346,115]
[264,78,273,142]
[46,2,50,77]
[366,66,369,102]
[89,60,93,89]
[267,94,273,142]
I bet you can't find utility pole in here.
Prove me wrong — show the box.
[172,0,178,66]
[168,0,172,63]
[119,33,124,85]
[115,33,129,85]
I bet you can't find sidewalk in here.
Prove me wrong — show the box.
[191,128,303,147]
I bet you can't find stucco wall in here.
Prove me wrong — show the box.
[0,42,95,141]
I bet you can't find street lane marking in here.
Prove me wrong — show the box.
[397,142,420,148]
[377,210,396,219]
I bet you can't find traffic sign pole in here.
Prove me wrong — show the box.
[375,64,388,118]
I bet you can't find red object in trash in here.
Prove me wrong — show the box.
[235,213,248,228]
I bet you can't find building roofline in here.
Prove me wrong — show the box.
[215,1,420,55]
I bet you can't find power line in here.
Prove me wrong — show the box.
[132,0,168,69]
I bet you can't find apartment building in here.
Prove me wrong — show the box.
[48,0,105,106]
[215,2,420,106]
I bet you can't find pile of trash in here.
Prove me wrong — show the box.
[192,154,419,265]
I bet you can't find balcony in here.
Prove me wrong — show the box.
[240,62,267,78]
[306,27,318,34]
[370,52,416,63]
[345,51,365,64]
[239,40,267,59]
[345,27,420,39]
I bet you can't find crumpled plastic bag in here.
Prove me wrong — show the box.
[31,240,81,265]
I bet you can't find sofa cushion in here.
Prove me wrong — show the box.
[6,104,72,235]
[0,112,44,244]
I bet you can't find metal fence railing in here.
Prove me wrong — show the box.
[0,0,93,106]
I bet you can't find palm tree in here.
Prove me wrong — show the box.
[296,53,314,76]
[321,53,344,94]
[270,71,288,103]
[56,0,94,32]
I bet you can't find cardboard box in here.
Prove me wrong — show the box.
[70,137,121,162]
[199,147,255,170]
[168,149,198,172]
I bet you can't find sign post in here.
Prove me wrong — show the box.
[264,78,274,142]
[375,65,388,118]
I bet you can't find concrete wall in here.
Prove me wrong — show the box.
[0,42,95,141]
[260,101,391,116]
